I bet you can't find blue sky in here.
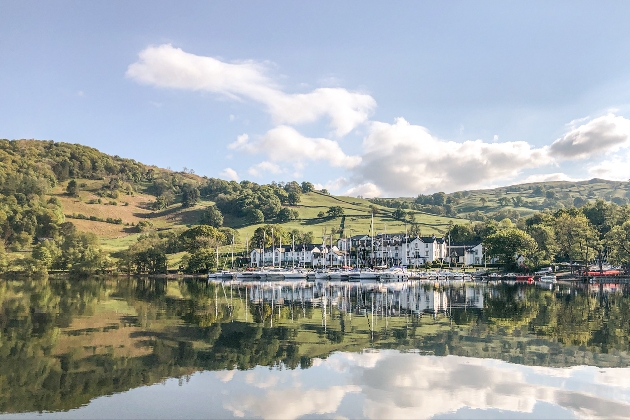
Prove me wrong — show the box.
[2,1,630,196]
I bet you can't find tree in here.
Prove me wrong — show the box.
[554,212,596,269]
[606,221,630,269]
[277,208,294,222]
[512,196,525,207]
[450,224,476,243]
[181,184,200,208]
[0,244,8,274]
[179,225,224,252]
[199,205,224,227]
[252,225,288,249]
[287,191,301,206]
[498,197,511,206]
[59,231,107,274]
[480,197,488,207]
[301,182,314,193]
[483,228,537,267]
[66,179,79,197]
[532,185,545,196]
[326,206,344,218]
[32,240,61,270]
[392,208,407,220]
[247,208,265,224]
[432,192,446,206]
[185,248,217,273]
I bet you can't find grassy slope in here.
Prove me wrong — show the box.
[390,179,630,219]
[48,177,630,269]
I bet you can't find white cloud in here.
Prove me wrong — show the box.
[215,370,236,382]
[520,172,578,183]
[493,134,499,142]
[351,118,552,195]
[127,44,375,136]
[219,167,239,181]
[248,161,283,177]
[224,385,361,420]
[229,126,361,168]
[229,133,250,150]
[588,152,630,180]
[550,113,630,159]
[345,182,382,198]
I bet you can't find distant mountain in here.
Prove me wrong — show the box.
[371,178,629,222]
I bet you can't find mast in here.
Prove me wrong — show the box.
[246,235,249,267]
[263,230,266,268]
[272,228,275,268]
[231,234,234,269]
[216,245,219,270]
[292,234,295,268]
[371,212,374,268]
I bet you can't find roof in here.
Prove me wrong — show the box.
[449,241,482,247]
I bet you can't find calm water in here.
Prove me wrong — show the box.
[1,277,630,419]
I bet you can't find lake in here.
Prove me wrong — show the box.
[1,277,630,419]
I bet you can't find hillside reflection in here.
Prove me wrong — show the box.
[1,277,630,416]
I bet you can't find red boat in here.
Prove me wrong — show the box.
[587,270,620,276]
[515,275,534,284]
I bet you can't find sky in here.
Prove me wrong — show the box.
[2,1,630,197]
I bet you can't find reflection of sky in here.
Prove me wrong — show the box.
[4,351,630,420]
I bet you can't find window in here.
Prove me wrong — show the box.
[425,251,429,256]
[425,244,429,248]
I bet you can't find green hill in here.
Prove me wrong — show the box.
[372,178,630,222]
[2,138,628,273]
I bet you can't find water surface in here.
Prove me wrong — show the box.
[1,278,629,419]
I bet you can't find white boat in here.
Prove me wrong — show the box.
[213,270,235,279]
[539,275,557,283]
[236,270,261,280]
[348,269,379,281]
[282,269,308,279]
[314,269,330,279]
[379,267,409,282]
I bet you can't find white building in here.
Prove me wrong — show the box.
[446,242,484,266]
[402,236,448,266]
[250,245,347,267]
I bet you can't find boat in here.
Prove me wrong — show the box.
[282,268,308,279]
[314,269,330,280]
[379,266,409,282]
[539,274,557,283]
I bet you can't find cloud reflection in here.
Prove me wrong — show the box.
[222,351,630,419]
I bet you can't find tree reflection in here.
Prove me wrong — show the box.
[2,278,630,414]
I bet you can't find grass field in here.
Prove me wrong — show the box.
[40,177,630,261]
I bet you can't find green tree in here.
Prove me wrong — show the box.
[484,228,537,267]
[66,179,79,197]
[247,208,265,224]
[252,225,288,249]
[180,225,224,252]
[605,221,630,268]
[32,240,61,270]
[181,184,200,208]
[301,182,314,192]
[199,205,224,227]
[392,208,407,220]
[186,248,217,273]
[277,208,299,222]
[287,191,301,206]
[554,212,596,269]
[327,206,344,218]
